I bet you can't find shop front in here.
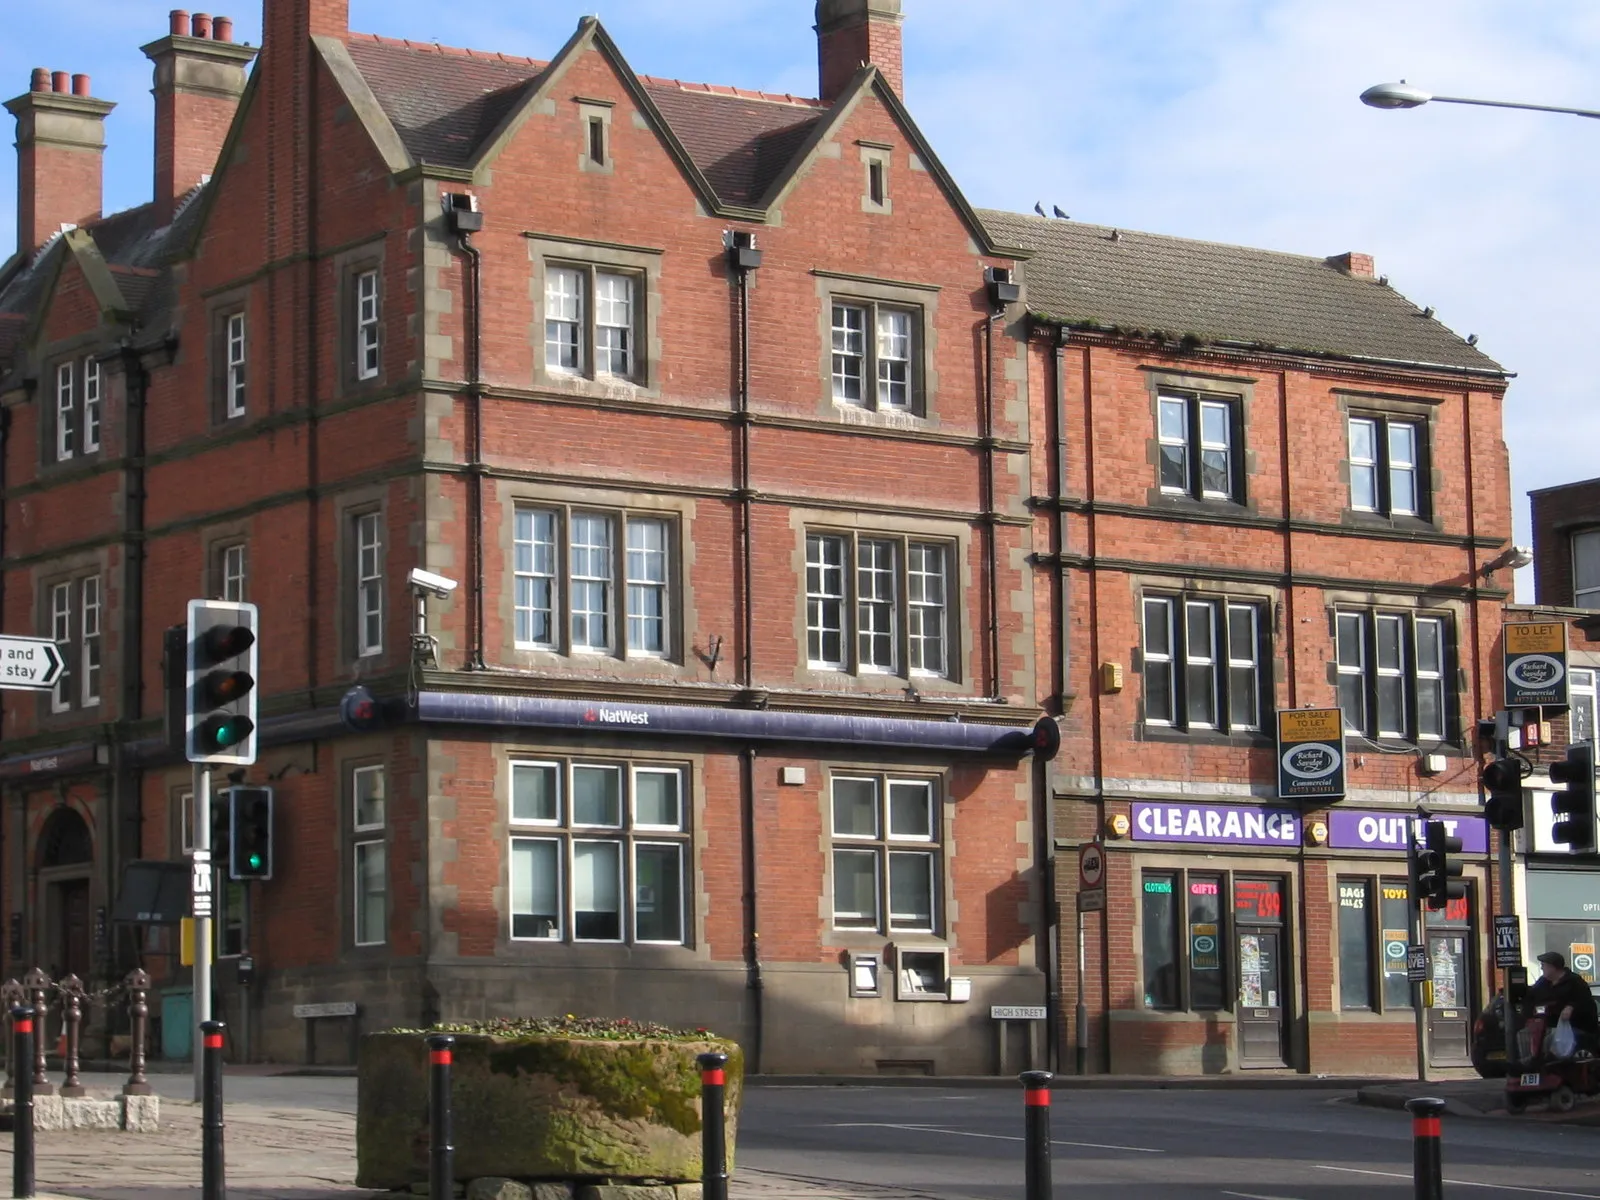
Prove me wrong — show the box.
[1108,799,1490,1075]
[1525,869,1600,988]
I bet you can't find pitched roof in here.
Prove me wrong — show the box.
[979,209,1505,375]
[344,36,547,170]
[342,32,826,207]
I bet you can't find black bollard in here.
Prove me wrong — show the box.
[201,1020,226,1200]
[427,1034,455,1200]
[12,1004,33,1199]
[1405,1096,1445,1200]
[1021,1070,1053,1200]
[698,1051,729,1200]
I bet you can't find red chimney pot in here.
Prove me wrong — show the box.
[169,9,189,36]
[71,75,90,97]
[29,68,50,93]
[191,13,212,38]
[213,15,233,42]
[51,71,69,94]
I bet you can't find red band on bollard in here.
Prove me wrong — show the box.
[1025,1087,1050,1107]
[702,1069,725,1086]
[14,1019,31,1035]
[204,1033,223,1049]
[430,1049,452,1066]
[1412,1116,1441,1138]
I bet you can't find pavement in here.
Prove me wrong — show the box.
[1,1068,1591,1199]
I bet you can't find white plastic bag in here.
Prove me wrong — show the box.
[1551,1016,1578,1060]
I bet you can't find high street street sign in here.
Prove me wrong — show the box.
[0,636,64,691]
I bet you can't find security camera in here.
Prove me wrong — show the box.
[1483,545,1534,574]
[408,568,458,598]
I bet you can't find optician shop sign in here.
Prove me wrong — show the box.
[1130,802,1300,846]
[1326,809,1488,855]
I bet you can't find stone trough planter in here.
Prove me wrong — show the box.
[356,1021,742,1191]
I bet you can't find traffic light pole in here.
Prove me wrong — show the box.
[1407,828,1429,1083]
[193,765,213,1103]
[1499,827,1519,1072]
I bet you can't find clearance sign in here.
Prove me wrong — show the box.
[1504,622,1568,708]
[1276,708,1345,800]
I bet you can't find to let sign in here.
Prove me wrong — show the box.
[1505,622,1568,708]
[1276,708,1345,800]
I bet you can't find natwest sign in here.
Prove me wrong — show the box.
[1130,802,1300,847]
[1326,809,1488,854]
[584,706,650,726]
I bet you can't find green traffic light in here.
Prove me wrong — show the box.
[197,713,255,752]
[248,853,263,870]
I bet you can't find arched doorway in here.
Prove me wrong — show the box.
[37,806,93,980]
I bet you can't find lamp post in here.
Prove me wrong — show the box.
[1360,81,1600,121]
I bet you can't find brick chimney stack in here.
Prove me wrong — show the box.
[4,70,116,255]
[143,10,258,223]
[815,0,904,103]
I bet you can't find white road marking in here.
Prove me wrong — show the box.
[1222,1192,1304,1200]
[824,1121,1164,1154]
[1316,1164,1600,1197]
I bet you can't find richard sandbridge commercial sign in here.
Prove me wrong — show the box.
[1504,621,1568,708]
[1130,802,1300,847]
[1275,708,1345,800]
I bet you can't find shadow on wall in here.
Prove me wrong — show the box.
[985,869,1033,960]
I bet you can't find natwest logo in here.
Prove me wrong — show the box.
[583,705,650,726]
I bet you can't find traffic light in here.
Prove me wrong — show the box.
[1548,743,1598,854]
[186,600,259,765]
[1416,819,1465,910]
[228,785,273,880]
[1481,756,1526,832]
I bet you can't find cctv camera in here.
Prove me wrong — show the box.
[408,567,459,598]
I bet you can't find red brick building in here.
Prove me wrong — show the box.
[987,213,1517,1073]
[0,0,1062,1072]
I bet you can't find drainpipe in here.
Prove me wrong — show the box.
[981,310,1002,700]
[116,342,151,981]
[452,208,487,671]
[725,231,763,1071]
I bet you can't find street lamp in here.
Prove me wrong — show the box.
[1360,81,1600,120]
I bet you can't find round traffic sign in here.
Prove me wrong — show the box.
[1079,843,1105,889]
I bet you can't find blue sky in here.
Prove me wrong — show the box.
[6,0,1600,597]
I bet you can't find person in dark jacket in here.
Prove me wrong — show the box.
[1525,952,1600,1056]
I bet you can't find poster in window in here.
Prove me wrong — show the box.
[1190,923,1220,971]
[1504,621,1568,709]
[1382,928,1409,975]
[1276,707,1346,799]
[1239,933,1264,1006]
[1431,943,1459,1008]
[1572,942,1596,983]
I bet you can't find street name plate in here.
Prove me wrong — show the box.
[990,1005,1046,1020]
[294,1001,359,1019]
[0,635,65,692]
[1077,888,1106,912]
[1494,914,1522,969]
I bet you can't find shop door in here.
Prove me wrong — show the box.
[1427,928,1471,1067]
[53,880,90,979]
[1236,928,1286,1066]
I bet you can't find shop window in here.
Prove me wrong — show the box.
[1141,870,1288,1012]
[1336,875,1419,1012]
[1141,873,1180,1009]
[507,759,689,945]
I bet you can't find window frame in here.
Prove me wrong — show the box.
[1155,389,1242,503]
[1335,608,1454,744]
[805,529,955,681]
[1336,874,1425,1014]
[512,503,677,661]
[353,510,384,659]
[81,357,101,453]
[828,773,942,938]
[829,297,923,414]
[79,575,100,708]
[1346,412,1428,520]
[541,261,645,385]
[217,542,248,603]
[506,758,691,948]
[354,268,381,382]
[351,764,387,949]
[224,310,247,419]
[49,580,72,714]
[1573,529,1600,609]
[54,361,75,462]
[1140,593,1267,734]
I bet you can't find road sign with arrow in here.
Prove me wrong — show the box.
[0,636,65,691]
